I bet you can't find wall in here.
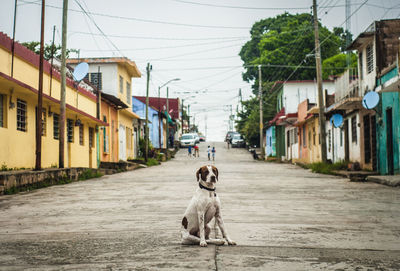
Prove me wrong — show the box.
[358,37,377,94]
[0,41,100,169]
[282,82,335,114]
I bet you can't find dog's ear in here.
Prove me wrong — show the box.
[212,166,219,180]
[196,167,202,182]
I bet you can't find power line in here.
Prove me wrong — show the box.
[172,0,312,10]
[19,0,250,29]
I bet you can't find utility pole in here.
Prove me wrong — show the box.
[313,0,327,163]
[166,87,169,149]
[258,65,265,160]
[59,0,68,168]
[181,99,184,134]
[187,104,190,132]
[144,63,151,162]
[35,0,45,170]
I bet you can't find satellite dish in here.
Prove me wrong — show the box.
[72,62,89,81]
[362,91,380,110]
[331,114,343,128]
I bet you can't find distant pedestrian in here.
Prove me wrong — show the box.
[207,145,211,160]
[188,145,192,157]
[212,146,216,161]
[194,144,199,157]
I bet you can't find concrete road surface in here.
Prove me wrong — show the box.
[0,142,399,270]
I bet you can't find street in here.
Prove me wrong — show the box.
[0,142,400,270]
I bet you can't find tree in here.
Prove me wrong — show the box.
[322,53,358,79]
[21,41,78,60]
[236,13,348,146]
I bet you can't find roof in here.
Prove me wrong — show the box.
[267,107,285,126]
[67,57,141,78]
[101,92,128,109]
[0,32,97,102]
[270,79,335,93]
[134,96,180,120]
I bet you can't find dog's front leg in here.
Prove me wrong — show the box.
[215,210,236,246]
[197,211,207,247]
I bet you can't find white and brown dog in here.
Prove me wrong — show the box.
[181,165,236,247]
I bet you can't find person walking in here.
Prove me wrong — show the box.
[194,144,199,157]
[212,146,216,161]
[188,145,192,157]
[207,145,211,161]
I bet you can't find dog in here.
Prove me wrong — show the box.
[181,165,236,247]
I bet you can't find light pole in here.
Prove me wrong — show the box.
[158,78,180,149]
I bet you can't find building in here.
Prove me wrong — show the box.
[349,19,400,174]
[132,97,162,149]
[134,96,180,148]
[67,57,141,161]
[268,80,334,161]
[0,32,105,169]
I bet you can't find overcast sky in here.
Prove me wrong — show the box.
[1,0,399,141]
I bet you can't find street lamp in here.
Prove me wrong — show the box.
[158,78,180,149]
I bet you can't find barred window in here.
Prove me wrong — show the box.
[90,72,102,90]
[366,44,374,74]
[119,76,124,93]
[89,127,94,148]
[126,82,131,104]
[294,128,298,144]
[67,119,74,143]
[351,116,357,143]
[0,94,4,127]
[302,127,306,147]
[79,124,84,145]
[17,99,27,132]
[103,116,109,153]
[53,113,59,139]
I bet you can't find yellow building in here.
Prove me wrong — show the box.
[67,57,141,161]
[0,32,105,169]
[306,107,322,163]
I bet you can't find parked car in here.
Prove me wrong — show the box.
[187,133,200,143]
[231,134,245,148]
[179,134,196,147]
[225,131,239,142]
[199,135,206,142]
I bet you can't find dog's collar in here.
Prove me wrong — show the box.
[199,182,216,192]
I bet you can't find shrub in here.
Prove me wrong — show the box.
[308,160,347,175]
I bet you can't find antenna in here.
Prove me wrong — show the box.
[72,62,89,82]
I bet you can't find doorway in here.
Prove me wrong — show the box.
[386,108,394,175]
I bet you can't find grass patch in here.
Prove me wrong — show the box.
[307,160,347,175]
[78,169,103,180]
[135,157,160,167]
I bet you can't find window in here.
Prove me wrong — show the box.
[17,99,27,132]
[90,72,102,90]
[359,52,363,80]
[67,119,74,143]
[308,130,312,147]
[328,129,331,152]
[294,128,298,144]
[53,113,59,139]
[126,82,131,104]
[351,116,357,143]
[287,131,290,147]
[366,44,374,74]
[302,127,306,147]
[119,76,124,93]
[79,124,84,145]
[364,115,371,163]
[0,94,4,127]
[313,127,316,146]
[35,107,46,136]
[89,127,94,148]
[340,129,343,147]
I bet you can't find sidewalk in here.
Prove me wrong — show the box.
[367,175,400,187]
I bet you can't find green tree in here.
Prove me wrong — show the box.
[236,13,348,146]
[322,53,357,79]
[21,41,78,60]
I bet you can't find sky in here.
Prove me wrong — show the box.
[1,0,399,141]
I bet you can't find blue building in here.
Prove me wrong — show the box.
[132,97,163,148]
[266,126,276,157]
